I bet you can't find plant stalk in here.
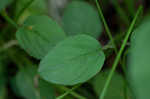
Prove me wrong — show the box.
[99,6,143,99]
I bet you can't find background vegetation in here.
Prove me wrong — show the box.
[0,0,150,99]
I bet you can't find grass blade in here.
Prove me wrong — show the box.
[100,5,143,99]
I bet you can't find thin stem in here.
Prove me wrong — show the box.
[95,0,128,72]
[1,10,19,29]
[57,86,86,99]
[95,0,118,53]
[15,0,35,20]
[95,2,140,99]
[0,39,22,69]
[0,40,18,52]
[1,11,50,43]
[100,6,142,99]
[56,84,84,99]
[95,0,126,83]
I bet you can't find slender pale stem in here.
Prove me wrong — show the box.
[100,6,143,99]
[16,0,35,20]
[95,0,126,78]
[1,10,50,43]
[95,2,141,99]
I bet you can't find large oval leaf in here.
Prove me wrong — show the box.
[39,35,105,85]
[128,19,150,99]
[16,15,66,59]
[62,1,102,38]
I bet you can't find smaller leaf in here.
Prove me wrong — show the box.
[16,15,66,59]
[62,1,103,38]
[39,34,105,85]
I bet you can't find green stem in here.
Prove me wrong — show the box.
[100,6,142,99]
[95,1,126,98]
[56,84,84,99]
[0,39,22,69]
[95,0,127,72]
[15,0,35,20]
[95,0,126,81]
[56,86,86,99]
[1,10,19,29]
[95,2,141,99]
[1,10,50,43]
[0,39,33,70]
[95,0,118,53]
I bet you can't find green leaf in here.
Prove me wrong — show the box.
[39,34,105,85]
[91,70,132,99]
[16,15,66,59]
[128,19,150,99]
[62,1,102,38]
[0,0,12,11]
[12,65,55,99]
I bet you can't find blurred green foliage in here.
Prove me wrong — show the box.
[0,0,150,99]
[129,18,150,99]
